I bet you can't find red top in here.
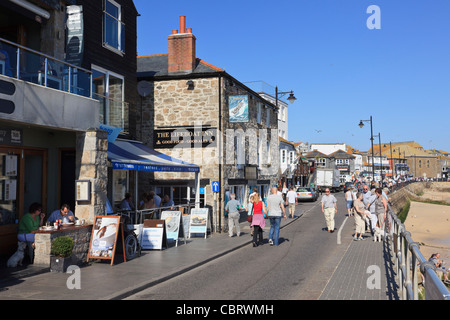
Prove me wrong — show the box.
[253,201,263,215]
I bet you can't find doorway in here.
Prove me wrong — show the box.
[0,147,47,255]
[59,149,76,211]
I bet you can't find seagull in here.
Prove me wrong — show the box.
[315,130,322,133]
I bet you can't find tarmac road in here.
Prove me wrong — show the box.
[125,192,351,300]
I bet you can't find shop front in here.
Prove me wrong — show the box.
[0,124,77,256]
[106,139,201,212]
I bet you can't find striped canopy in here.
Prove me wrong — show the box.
[108,139,200,173]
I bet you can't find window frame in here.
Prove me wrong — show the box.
[92,64,125,128]
[103,0,126,55]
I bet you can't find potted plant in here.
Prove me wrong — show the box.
[50,236,74,273]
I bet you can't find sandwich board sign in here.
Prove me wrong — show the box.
[87,216,125,265]
[188,208,209,239]
[161,211,185,247]
[141,220,167,250]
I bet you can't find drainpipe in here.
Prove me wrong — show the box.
[218,73,223,232]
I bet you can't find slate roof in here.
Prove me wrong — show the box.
[137,54,224,79]
[304,150,328,158]
[329,149,356,159]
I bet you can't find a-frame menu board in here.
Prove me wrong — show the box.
[87,216,125,265]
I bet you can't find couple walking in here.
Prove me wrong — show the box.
[250,187,287,247]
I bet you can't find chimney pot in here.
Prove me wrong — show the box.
[172,29,178,34]
[187,28,192,33]
[180,15,186,33]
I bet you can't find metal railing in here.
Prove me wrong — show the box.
[114,203,197,225]
[386,186,450,300]
[95,93,130,133]
[0,37,92,98]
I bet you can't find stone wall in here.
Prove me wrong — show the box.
[34,225,92,267]
[75,128,108,223]
[411,157,440,180]
[138,77,221,194]
[389,182,450,214]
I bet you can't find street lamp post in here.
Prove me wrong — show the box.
[377,133,382,184]
[389,142,393,178]
[358,116,375,182]
[275,86,297,108]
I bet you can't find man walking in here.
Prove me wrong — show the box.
[225,193,241,237]
[266,187,287,246]
[321,188,337,233]
[285,186,298,219]
[362,185,372,207]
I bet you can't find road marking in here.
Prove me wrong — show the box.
[337,216,349,245]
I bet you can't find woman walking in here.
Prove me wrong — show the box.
[345,187,355,217]
[375,188,388,230]
[250,192,266,247]
[353,192,370,240]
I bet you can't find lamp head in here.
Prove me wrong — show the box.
[287,92,297,104]
[358,120,365,128]
[186,80,194,90]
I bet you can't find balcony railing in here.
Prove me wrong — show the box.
[0,37,92,98]
[94,93,129,133]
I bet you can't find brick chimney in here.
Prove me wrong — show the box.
[168,16,197,74]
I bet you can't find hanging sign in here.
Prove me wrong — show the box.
[161,211,185,247]
[141,220,167,250]
[87,216,125,265]
[188,208,209,239]
[66,5,84,67]
[229,95,249,123]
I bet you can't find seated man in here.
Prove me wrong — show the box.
[120,193,134,211]
[47,204,75,224]
[161,195,174,208]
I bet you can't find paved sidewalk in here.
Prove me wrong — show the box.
[0,209,401,300]
[0,214,299,300]
[319,233,400,300]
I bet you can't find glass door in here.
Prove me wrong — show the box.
[0,147,46,255]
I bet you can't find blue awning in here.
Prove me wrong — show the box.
[108,139,200,173]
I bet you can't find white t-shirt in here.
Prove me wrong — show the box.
[286,190,297,204]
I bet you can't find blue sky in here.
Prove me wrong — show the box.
[134,0,450,152]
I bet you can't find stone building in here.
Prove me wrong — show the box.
[375,141,442,179]
[136,16,279,231]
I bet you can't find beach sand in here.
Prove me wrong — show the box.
[404,201,450,263]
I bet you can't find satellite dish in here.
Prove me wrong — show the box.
[137,81,151,97]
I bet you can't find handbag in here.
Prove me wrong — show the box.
[247,204,254,223]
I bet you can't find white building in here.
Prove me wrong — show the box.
[258,93,288,140]
[243,81,292,140]
[309,143,347,156]
[279,137,297,183]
